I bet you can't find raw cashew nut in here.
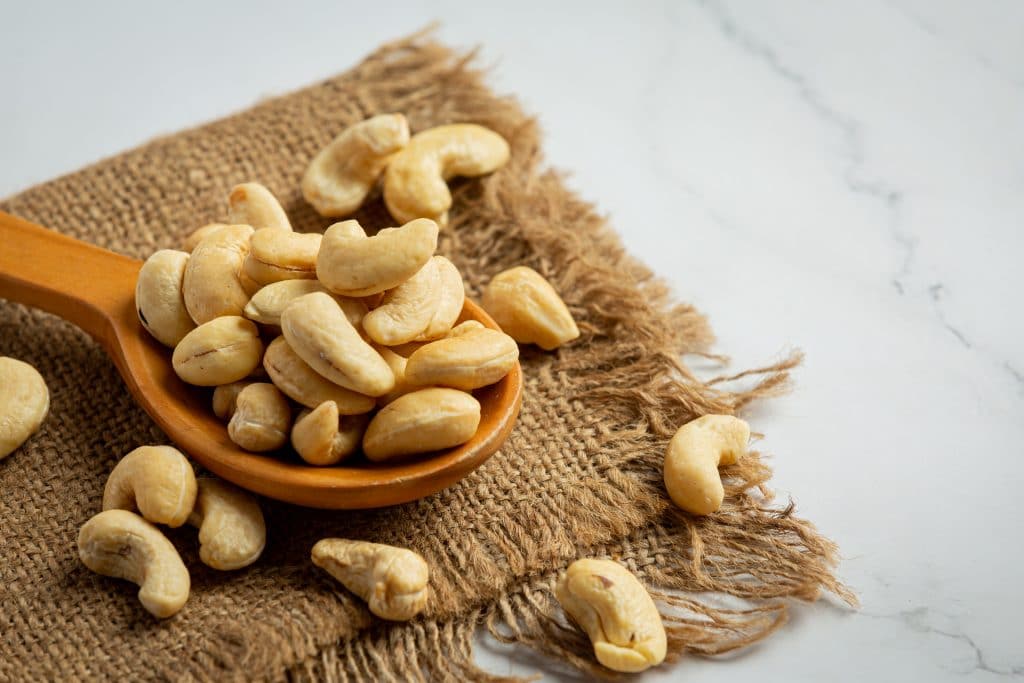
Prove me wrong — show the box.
[227,383,292,452]
[482,266,580,350]
[78,509,190,618]
[416,256,464,340]
[374,346,415,406]
[172,316,263,386]
[302,114,410,217]
[243,228,321,286]
[182,223,228,253]
[405,327,518,391]
[383,123,510,225]
[280,292,395,397]
[187,478,265,570]
[244,279,366,328]
[291,402,369,466]
[263,336,375,413]
[212,380,254,420]
[663,414,749,516]
[227,182,292,232]
[362,388,480,462]
[362,258,439,345]
[135,250,196,347]
[387,319,485,359]
[311,539,429,621]
[555,558,666,673]
[183,224,254,324]
[0,357,49,460]
[316,219,438,297]
[102,445,198,527]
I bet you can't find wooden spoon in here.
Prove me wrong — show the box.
[0,210,522,508]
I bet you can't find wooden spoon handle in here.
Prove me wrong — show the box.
[0,210,141,341]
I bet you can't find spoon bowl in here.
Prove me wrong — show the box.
[0,210,522,508]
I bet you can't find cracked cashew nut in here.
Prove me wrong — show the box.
[135,249,196,347]
[362,257,439,346]
[262,336,375,413]
[243,228,321,286]
[555,558,666,673]
[187,478,265,570]
[315,218,438,297]
[280,292,395,397]
[302,113,410,217]
[362,388,480,462]
[102,445,197,527]
[227,383,292,452]
[405,326,518,391]
[482,266,579,350]
[78,509,190,618]
[243,279,367,328]
[291,402,369,466]
[311,539,429,621]
[182,224,254,324]
[227,182,292,232]
[0,357,49,460]
[383,123,510,225]
[663,414,749,516]
[172,316,263,386]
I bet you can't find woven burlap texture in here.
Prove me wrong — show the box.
[0,32,851,682]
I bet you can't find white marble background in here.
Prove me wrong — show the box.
[3,1,1022,680]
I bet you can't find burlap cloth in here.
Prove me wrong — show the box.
[0,32,853,682]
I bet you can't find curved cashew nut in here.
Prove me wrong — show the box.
[78,509,190,618]
[663,414,749,516]
[263,336,376,413]
[212,380,253,421]
[315,219,438,297]
[555,558,666,673]
[182,224,254,324]
[383,124,510,225]
[362,388,480,462]
[182,223,228,253]
[187,478,265,570]
[416,256,465,340]
[291,402,369,466]
[311,538,429,621]
[0,357,49,460]
[227,182,292,232]
[243,280,367,328]
[243,228,321,286]
[102,445,198,527]
[135,250,196,347]
[481,266,579,350]
[172,316,263,386]
[405,327,518,391]
[362,257,439,345]
[227,383,292,452]
[302,113,410,217]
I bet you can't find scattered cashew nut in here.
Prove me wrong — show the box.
[227,182,292,232]
[405,326,518,391]
[135,249,196,347]
[243,228,321,286]
[102,445,198,527]
[555,558,667,673]
[302,113,410,217]
[182,224,254,324]
[0,357,49,460]
[187,478,265,570]
[172,316,263,386]
[383,123,510,225]
[482,266,580,350]
[291,402,369,466]
[663,414,749,516]
[78,509,190,618]
[311,538,429,621]
[362,388,480,462]
[227,383,292,452]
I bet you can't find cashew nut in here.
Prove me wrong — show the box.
[227,182,292,232]
[182,224,254,324]
[405,327,518,391]
[262,336,375,413]
[291,402,369,466]
[387,319,486,359]
[280,292,395,397]
[227,383,292,452]
[243,279,367,328]
[555,558,666,673]
[212,380,254,421]
[243,228,321,286]
[172,316,263,386]
[362,257,439,345]
[187,478,265,570]
[0,357,49,460]
[663,414,749,516]
[311,539,429,621]
[315,218,438,297]
[383,124,510,225]
[374,346,416,406]
[362,388,480,462]
[182,223,228,253]
[135,249,196,347]
[102,445,198,527]
[302,113,410,217]
[481,266,580,350]
[78,509,190,618]
[416,256,464,340]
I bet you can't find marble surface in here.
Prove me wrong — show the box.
[3,1,1022,680]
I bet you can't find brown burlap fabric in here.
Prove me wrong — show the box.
[0,32,852,682]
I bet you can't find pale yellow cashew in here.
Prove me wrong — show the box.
[555,558,666,673]
[187,478,265,570]
[243,280,366,328]
[405,327,518,391]
[0,357,49,460]
[291,402,369,466]
[311,538,429,621]
[481,266,579,350]
[374,346,416,406]
[172,316,263,386]
[416,256,465,340]
[383,123,510,225]
[302,113,410,217]
[78,509,190,618]
[182,224,254,324]
[362,388,480,462]
[243,228,321,286]
[182,223,228,253]
[362,257,439,346]
[211,380,254,421]
[663,414,749,516]
[227,182,292,232]
[135,250,195,347]
[102,445,197,528]
[227,383,292,452]
[262,336,376,413]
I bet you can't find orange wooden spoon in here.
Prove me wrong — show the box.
[0,210,522,509]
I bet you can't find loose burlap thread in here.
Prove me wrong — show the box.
[0,31,853,682]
